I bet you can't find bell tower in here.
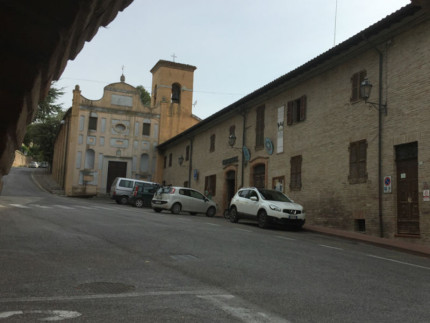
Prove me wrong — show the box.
[150,60,199,144]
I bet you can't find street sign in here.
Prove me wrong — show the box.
[384,176,392,193]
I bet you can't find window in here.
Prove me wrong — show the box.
[185,145,190,161]
[290,155,302,190]
[164,156,167,169]
[210,134,216,152]
[350,70,367,102]
[287,96,306,125]
[168,153,172,167]
[349,140,368,184]
[88,116,97,131]
[84,149,95,169]
[119,179,133,188]
[153,85,157,105]
[255,105,265,148]
[142,122,151,136]
[205,175,216,197]
[172,83,181,103]
[140,153,149,173]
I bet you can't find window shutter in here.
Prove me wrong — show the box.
[300,95,307,121]
[287,101,293,125]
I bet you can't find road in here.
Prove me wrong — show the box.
[0,167,429,322]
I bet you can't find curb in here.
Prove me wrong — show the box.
[304,225,430,258]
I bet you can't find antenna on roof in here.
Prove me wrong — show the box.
[193,100,197,108]
[333,0,338,46]
[171,53,177,62]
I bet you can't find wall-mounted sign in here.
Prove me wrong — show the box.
[384,176,392,193]
[243,146,251,162]
[424,189,430,202]
[193,169,199,180]
[222,156,239,166]
[265,138,274,155]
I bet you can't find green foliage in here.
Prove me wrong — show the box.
[24,82,64,165]
[136,85,151,106]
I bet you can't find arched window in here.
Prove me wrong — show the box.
[140,153,149,173]
[171,83,181,103]
[84,149,95,169]
[253,164,265,189]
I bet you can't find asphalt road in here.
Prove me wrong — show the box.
[0,168,429,322]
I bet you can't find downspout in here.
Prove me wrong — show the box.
[241,110,247,188]
[188,137,193,188]
[377,49,384,238]
[363,34,385,238]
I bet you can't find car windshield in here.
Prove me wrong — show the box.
[258,189,292,202]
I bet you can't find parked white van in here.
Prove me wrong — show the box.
[110,177,157,205]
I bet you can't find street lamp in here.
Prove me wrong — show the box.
[360,78,387,114]
[228,134,236,147]
[178,155,184,166]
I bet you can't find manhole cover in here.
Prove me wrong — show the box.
[76,282,135,294]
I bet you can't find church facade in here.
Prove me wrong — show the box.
[52,60,200,196]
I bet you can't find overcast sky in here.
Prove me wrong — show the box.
[56,0,411,119]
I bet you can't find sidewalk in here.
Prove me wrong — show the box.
[31,169,430,258]
[304,224,430,258]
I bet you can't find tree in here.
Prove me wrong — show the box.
[136,85,151,106]
[23,82,64,166]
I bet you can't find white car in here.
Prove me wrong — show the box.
[229,187,305,229]
[152,186,217,217]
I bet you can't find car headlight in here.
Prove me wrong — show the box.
[269,204,281,212]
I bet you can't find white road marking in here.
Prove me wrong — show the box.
[319,244,343,250]
[92,206,115,210]
[198,294,290,323]
[74,205,94,210]
[9,204,30,209]
[235,228,252,233]
[0,204,5,208]
[0,310,81,320]
[52,205,74,210]
[30,204,52,209]
[367,254,430,270]
[275,235,296,241]
[205,223,220,226]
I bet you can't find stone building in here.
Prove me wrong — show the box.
[156,3,430,246]
[52,60,200,196]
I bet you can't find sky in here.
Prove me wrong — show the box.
[55,0,411,120]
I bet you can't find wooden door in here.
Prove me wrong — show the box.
[253,164,265,189]
[396,143,419,235]
[106,161,127,193]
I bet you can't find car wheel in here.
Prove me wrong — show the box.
[206,206,216,217]
[229,207,239,223]
[258,210,269,229]
[171,203,181,214]
[153,208,162,213]
[134,198,144,208]
[119,196,128,205]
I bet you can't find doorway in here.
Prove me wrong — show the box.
[396,142,419,235]
[225,170,236,210]
[106,161,127,193]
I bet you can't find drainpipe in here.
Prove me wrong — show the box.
[188,137,193,188]
[377,49,384,238]
[363,35,385,238]
[241,110,247,188]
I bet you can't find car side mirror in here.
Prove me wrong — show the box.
[250,196,258,201]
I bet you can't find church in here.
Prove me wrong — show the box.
[51,60,200,196]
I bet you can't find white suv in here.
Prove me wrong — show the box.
[229,187,305,229]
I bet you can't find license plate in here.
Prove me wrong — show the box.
[289,215,297,219]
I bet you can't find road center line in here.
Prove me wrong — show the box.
[9,204,29,209]
[367,254,430,270]
[319,244,343,250]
